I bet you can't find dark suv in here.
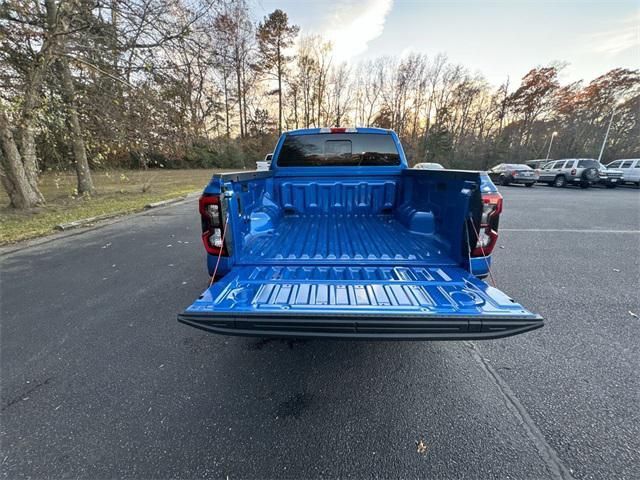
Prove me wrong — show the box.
[538,158,600,188]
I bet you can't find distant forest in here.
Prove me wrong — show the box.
[1,0,639,208]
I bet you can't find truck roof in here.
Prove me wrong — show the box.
[285,127,392,136]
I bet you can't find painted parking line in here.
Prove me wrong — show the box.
[501,228,640,234]
[465,342,576,480]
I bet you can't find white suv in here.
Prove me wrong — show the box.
[606,159,640,187]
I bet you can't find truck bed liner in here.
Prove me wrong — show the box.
[240,214,453,265]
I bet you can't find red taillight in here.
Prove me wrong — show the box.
[199,195,227,256]
[472,192,502,257]
[481,192,503,216]
[330,127,347,133]
[509,170,517,176]
[571,168,576,175]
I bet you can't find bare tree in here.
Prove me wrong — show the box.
[256,9,298,135]
[49,0,96,195]
[325,63,353,127]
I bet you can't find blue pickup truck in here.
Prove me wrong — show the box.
[178,128,542,340]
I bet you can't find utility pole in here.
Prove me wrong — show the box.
[545,131,558,161]
[598,106,616,163]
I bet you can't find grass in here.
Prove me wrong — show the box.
[0,169,233,245]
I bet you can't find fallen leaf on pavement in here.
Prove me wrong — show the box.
[416,438,428,455]
[629,311,638,319]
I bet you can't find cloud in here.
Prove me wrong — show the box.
[321,0,394,62]
[587,11,639,55]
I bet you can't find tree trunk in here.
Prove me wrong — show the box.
[0,110,42,209]
[0,163,17,207]
[17,59,48,204]
[294,89,299,129]
[317,75,322,127]
[277,42,282,135]
[235,53,244,138]
[223,73,231,137]
[58,58,96,195]
[9,0,64,206]
[241,59,249,136]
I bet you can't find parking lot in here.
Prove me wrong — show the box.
[1,184,639,479]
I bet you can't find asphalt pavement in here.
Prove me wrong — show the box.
[1,182,639,479]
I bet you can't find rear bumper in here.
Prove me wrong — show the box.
[599,178,622,185]
[177,312,544,340]
[512,178,536,184]
[570,177,597,185]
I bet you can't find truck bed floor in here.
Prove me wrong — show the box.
[240,214,454,265]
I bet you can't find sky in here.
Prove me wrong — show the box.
[255,0,639,87]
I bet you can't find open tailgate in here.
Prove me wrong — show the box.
[178,265,543,340]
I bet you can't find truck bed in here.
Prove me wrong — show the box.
[240,214,454,265]
[181,159,543,340]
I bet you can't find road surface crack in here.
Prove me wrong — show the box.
[2,377,54,411]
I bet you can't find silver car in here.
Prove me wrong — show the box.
[414,162,444,170]
[606,159,640,187]
[596,163,624,188]
[487,163,538,187]
[256,153,272,171]
[538,158,600,188]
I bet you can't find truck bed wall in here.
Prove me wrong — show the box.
[209,169,479,270]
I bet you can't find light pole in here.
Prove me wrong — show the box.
[545,131,558,162]
[598,105,617,163]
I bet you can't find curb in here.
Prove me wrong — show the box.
[53,195,189,231]
[54,212,127,231]
[145,198,185,209]
[0,192,199,257]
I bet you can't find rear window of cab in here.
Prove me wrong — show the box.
[277,133,401,167]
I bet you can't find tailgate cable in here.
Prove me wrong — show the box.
[466,216,497,287]
[209,213,229,287]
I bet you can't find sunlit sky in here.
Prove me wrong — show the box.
[255,0,639,86]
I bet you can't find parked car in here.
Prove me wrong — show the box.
[487,163,537,187]
[256,153,272,171]
[179,127,542,340]
[414,162,444,170]
[606,159,640,187]
[537,158,600,188]
[525,159,549,170]
[596,163,624,188]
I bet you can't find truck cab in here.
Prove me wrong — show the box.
[179,128,542,339]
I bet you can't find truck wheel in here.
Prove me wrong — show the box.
[580,181,590,189]
[605,184,616,189]
[525,183,534,187]
[500,175,510,186]
[553,176,566,188]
